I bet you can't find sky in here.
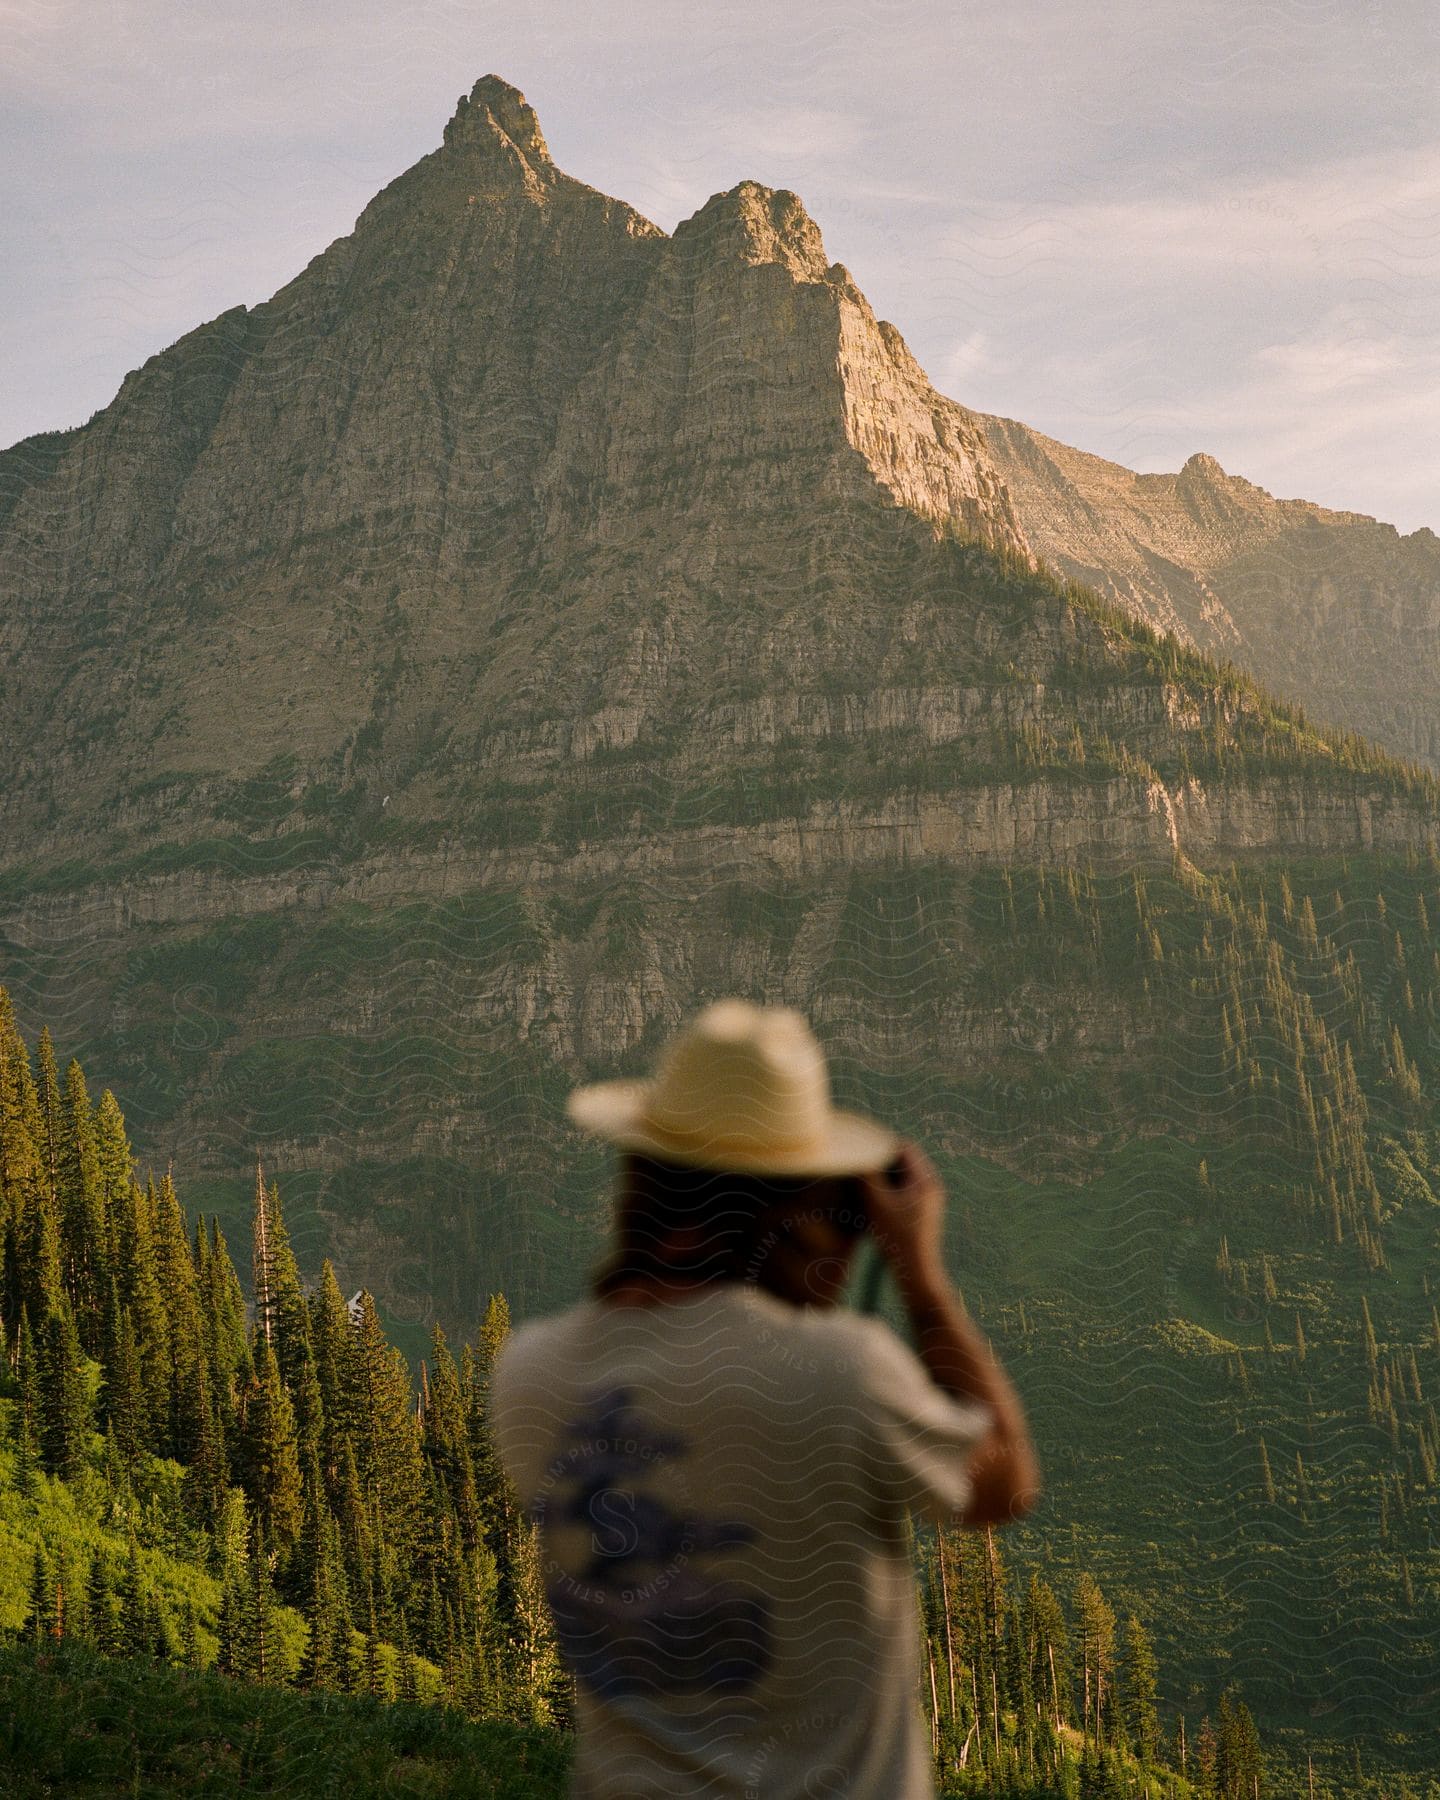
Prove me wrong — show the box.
[3,0,1438,534]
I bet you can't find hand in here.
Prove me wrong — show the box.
[857,1140,946,1284]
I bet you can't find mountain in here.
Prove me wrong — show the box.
[3,76,1440,1787]
[2,70,1435,1275]
[974,416,1440,774]
[1,74,1434,880]
[0,74,1032,865]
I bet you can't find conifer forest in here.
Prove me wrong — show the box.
[0,988,1283,1798]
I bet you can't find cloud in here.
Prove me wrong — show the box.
[937,143,1440,290]
[936,329,994,390]
[901,143,1440,533]
[1253,330,1407,392]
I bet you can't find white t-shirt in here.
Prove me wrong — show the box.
[491,1282,994,1799]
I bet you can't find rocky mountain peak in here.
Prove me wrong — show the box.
[676,181,833,284]
[1180,451,1227,481]
[442,73,553,177]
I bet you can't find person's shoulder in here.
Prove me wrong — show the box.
[494,1301,596,1388]
[782,1304,906,1357]
[819,1311,928,1384]
[739,1293,910,1381]
[801,1309,977,1414]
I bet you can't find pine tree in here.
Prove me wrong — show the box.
[51,1548,76,1642]
[11,1308,40,1496]
[152,1171,207,1462]
[109,1160,169,1450]
[468,1296,519,1595]
[1362,1295,1380,1369]
[183,1358,232,1536]
[421,1324,482,1550]
[1258,1436,1277,1505]
[297,1474,350,1690]
[92,1089,135,1265]
[25,1544,53,1643]
[289,1338,326,1471]
[36,1302,92,1480]
[21,1167,64,1332]
[0,990,44,1234]
[251,1163,277,1351]
[58,1057,107,1350]
[251,1167,312,1391]
[310,1259,358,1476]
[1073,1572,1116,1746]
[200,1216,249,1402]
[1022,1571,1071,1730]
[1171,1711,1188,1782]
[31,1030,62,1207]
[504,1513,565,1728]
[236,1333,305,1554]
[240,1522,280,1685]
[216,1557,245,1679]
[1118,1614,1160,1763]
[84,1553,119,1656]
[347,1290,425,1568]
[1215,1681,1263,1796]
[1195,1713,1219,1794]
[180,1595,201,1668]
[118,1535,151,1660]
[396,1614,420,1704]
[100,1281,145,1466]
[332,1438,374,1599]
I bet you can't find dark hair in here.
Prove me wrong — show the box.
[592,1151,868,1302]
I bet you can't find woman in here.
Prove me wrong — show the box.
[492,998,1040,1798]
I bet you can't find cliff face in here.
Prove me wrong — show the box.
[0,78,665,834]
[975,416,1440,773]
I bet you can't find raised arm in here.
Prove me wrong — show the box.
[858,1141,1042,1528]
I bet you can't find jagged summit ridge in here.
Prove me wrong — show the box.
[678,181,833,284]
[442,73,553,171]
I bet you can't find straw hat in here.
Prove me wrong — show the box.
[565,998,899,1176]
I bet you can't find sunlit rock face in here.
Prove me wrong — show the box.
[974,417,1440,774]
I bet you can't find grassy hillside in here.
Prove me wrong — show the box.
[0,1638,570,1798]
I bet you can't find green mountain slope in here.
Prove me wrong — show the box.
[0,1640,570,1798]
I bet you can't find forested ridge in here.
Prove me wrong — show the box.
[0,986,1283,1797]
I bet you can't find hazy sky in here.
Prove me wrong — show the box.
[4,1,1437,532]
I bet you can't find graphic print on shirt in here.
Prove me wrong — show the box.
[531,1385,773,1701]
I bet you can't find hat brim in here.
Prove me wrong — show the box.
[565,1078,899,1177]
